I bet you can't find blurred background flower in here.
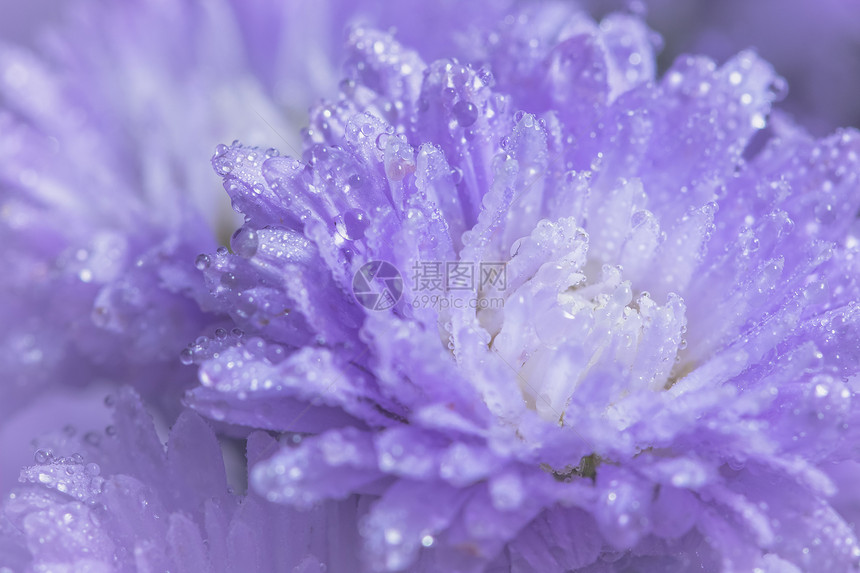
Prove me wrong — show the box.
[4,0,858,133]
[1,387,367,572]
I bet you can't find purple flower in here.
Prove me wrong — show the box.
[0,0,511,492]
[1,387,364,572]
[0,0,254,438]
[181,5,860,572]
[571,0,860,133]
[641,0,860,134]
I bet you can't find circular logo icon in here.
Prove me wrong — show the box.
[352,261,403,311]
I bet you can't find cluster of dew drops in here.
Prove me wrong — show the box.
[18,394,125,505]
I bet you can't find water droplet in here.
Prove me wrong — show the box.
[387,159,413,181]
[449,166,464,184]
[342,209,370,240]
[180,348,194,365]
[85,463,101,476]
[778,215,795,237]
[815,202,836,224]
[214,158,233,175]
[90,476,104,494]
[803,279,829,304]
[343,174,364,192]
[339,78,356,95]
[195,254,211,270]
[726,458,745,471]
[477,66,494,87]
[452,100,479,127]
[103,394,115,407]
[357,122,374,139]
[231,227,259,258]
[34,449,53,464]
[105,425,116,437]
[770,76,788,101]
[376,133,389,150]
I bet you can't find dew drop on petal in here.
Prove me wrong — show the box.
[343,209,370,240]
[34,449,53,464]
[453,100,479,127]
[195,254,211,270]
[231,227,259,258]
[180,348,194,365]
[347,173,364,189]
[815,202,836,224]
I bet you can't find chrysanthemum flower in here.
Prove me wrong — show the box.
[179,5,860,571]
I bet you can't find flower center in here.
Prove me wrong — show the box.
[483,222,689,426]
